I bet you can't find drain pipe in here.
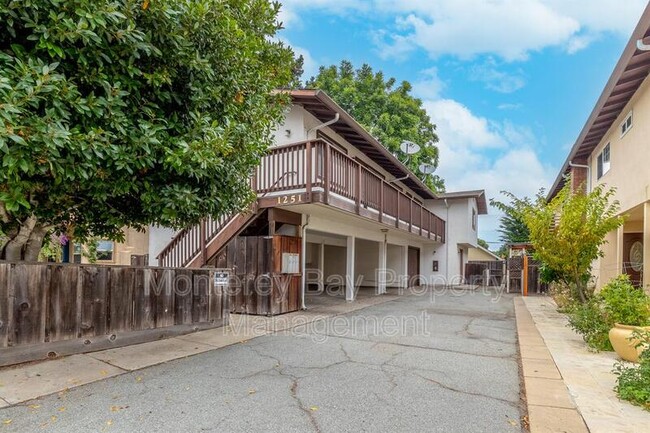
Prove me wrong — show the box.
[568,161,591,193]
[307,113,340,137]
[300,214,310,310]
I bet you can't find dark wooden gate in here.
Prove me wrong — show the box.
[215,235,302,316]
[465,261,505,286]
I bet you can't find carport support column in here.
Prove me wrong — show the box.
[402,245,409,289]
[346,236,356,301]
[378,240,387,295]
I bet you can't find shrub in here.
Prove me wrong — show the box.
[567,299,612,351]
[614,330,650,411]
[566,275,650,351]
[600,275,650,326]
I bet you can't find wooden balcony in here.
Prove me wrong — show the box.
[158,139,445,268]
[255,139,445,242]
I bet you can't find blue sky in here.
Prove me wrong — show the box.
[277,0,648,245]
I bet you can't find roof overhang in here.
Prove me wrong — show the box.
[283,89,438,200]
[436,189,488,214]
[548,4,650,200]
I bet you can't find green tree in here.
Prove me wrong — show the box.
[477,238,490,250]
[306,61,444,191]
[490,191,531,245]
[522,184,625,303]
[0,0,297,261]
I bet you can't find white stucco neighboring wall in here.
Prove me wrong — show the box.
[147,226,179,266]
[424,197,480,284]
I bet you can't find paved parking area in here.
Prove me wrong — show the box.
[0,288,523,432]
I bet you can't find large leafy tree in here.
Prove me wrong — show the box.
[306,61,444,191]
[522,184,624,303]
[0,0,297,261]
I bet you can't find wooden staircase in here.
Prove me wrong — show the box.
[157,205,263,268]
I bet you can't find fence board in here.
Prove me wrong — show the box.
[109,267,135,334]
[12,264,48,346]
[174,269,194,325]
[0,263,9,347]
[133,268,154,331]
[80,266,110,337]
[47,265,80,342]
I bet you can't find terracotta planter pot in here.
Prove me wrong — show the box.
[609,323,650,363]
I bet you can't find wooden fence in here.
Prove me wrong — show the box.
[465,261,505,287]
[0,261,228,366]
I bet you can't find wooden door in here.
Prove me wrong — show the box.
[623,233,643,287]
[407,247,420,287]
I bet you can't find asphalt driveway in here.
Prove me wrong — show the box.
[0,288,523,432]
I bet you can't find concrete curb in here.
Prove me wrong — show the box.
[514,297,589,433]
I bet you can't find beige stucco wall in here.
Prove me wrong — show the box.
[468,247,499,262]
[76,227,149,266]
[589,75,650,212]
[587,74,650,291]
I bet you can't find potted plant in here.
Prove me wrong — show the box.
[602,275,650,362]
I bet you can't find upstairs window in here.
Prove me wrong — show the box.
[597,143,611,179]
[621,111,633,137]
[472,208,477,231]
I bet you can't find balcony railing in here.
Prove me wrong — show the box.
[255,139,445,242]
[158,139,445,268]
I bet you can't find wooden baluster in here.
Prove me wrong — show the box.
[306,141,312,201]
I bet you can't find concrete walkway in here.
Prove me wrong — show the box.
[0,288,523,432]
[523,296,650,433]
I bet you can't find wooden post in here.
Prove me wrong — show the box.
[355,164,361,214]
[379,183,384,223]
[305,141,312,202]
[200,220,207,267]
[522,254,529,296]
[324,143,330,204]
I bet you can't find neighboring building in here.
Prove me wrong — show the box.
[143,90,487,313]
[468,245,501,262]
[548,4,650,291]
[63,228,149,266]
[428,190,488,284]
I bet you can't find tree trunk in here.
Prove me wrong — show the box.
[4,216,37,261]
[24,224,49,261]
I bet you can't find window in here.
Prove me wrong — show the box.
[472,208,477,231]
[96,240,115,261]
[621,111,633,137]
[597,143,611,179]
[73,244,82,264]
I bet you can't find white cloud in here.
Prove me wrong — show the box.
[423,98,552,244]
[424,99,505,149]
[411,67,446,100]
[469,58,526,93]
[280,0,648,60]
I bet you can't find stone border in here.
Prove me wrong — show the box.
[514,297,589,433]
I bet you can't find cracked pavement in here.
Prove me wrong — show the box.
[0,288,523,432]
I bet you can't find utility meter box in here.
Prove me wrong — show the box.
[281,253,300,274]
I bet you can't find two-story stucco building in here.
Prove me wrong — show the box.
[73,90,487,314]
[548,4,650,291]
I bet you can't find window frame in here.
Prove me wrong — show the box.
[596,143,611,180]
[96,240,115,262]
[620,111,633,137]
